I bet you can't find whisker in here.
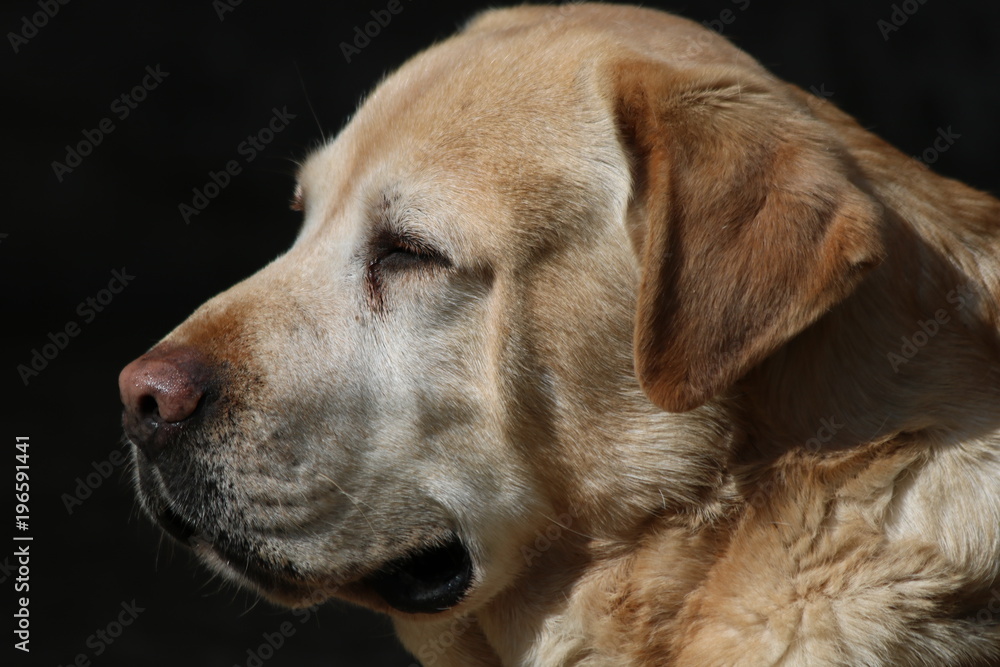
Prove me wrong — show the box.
[316,473,378,539]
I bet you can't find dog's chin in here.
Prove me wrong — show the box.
[143,487,475,615]
[224,533,476,616]
[210,525,474,615]
[133,448,477,615]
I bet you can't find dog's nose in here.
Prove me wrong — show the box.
[119,346,213,456]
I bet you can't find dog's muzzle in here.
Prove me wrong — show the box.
[120,343,475,615]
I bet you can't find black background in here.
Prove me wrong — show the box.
[3,0,998,665]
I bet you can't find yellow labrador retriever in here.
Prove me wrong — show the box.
[119,4,1000,665]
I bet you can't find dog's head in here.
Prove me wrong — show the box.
[120,5,882,622]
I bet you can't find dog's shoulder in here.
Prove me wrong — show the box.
[596,442,1000,666]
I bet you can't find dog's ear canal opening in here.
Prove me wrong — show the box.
[609,60,885,413]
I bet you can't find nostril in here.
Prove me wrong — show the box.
[138,394,160,422]
[119,345,215,455]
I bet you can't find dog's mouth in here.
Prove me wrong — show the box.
[156,504,199,544]
[363,534,473,614]
[146,487,474,615]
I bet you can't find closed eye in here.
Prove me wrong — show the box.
[366,230,450,309]
[372,232,449,271]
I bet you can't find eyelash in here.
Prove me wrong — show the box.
[378,236,439,265]
[366,232,448,306]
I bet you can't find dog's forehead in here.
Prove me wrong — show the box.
[298,21,611,248]
[314,26,602,182]
[295,5,760,255]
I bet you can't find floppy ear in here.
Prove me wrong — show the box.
[610,60,884,412]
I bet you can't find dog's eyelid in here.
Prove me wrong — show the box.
[373,228,450,267]
[364,227,449,311]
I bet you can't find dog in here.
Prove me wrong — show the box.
[119,4,1000,665]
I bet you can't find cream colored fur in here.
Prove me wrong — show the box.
[136,4,1000,665]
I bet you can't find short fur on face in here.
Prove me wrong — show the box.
[124,4,1000,665]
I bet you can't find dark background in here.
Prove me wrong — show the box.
[2,0,998,665]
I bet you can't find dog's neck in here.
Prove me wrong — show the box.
[397,106,1000,663]
[457,158,1000,667]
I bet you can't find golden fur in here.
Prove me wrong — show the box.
[123,4,1000,665]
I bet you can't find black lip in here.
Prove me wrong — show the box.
[153,504,300,593]
[134,453,200,545]
[136,450,472,611]
[364,535,473,614]
[156,504,200,544]
[121,394,213,462]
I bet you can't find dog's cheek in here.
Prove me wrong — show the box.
[357,284,553,592]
